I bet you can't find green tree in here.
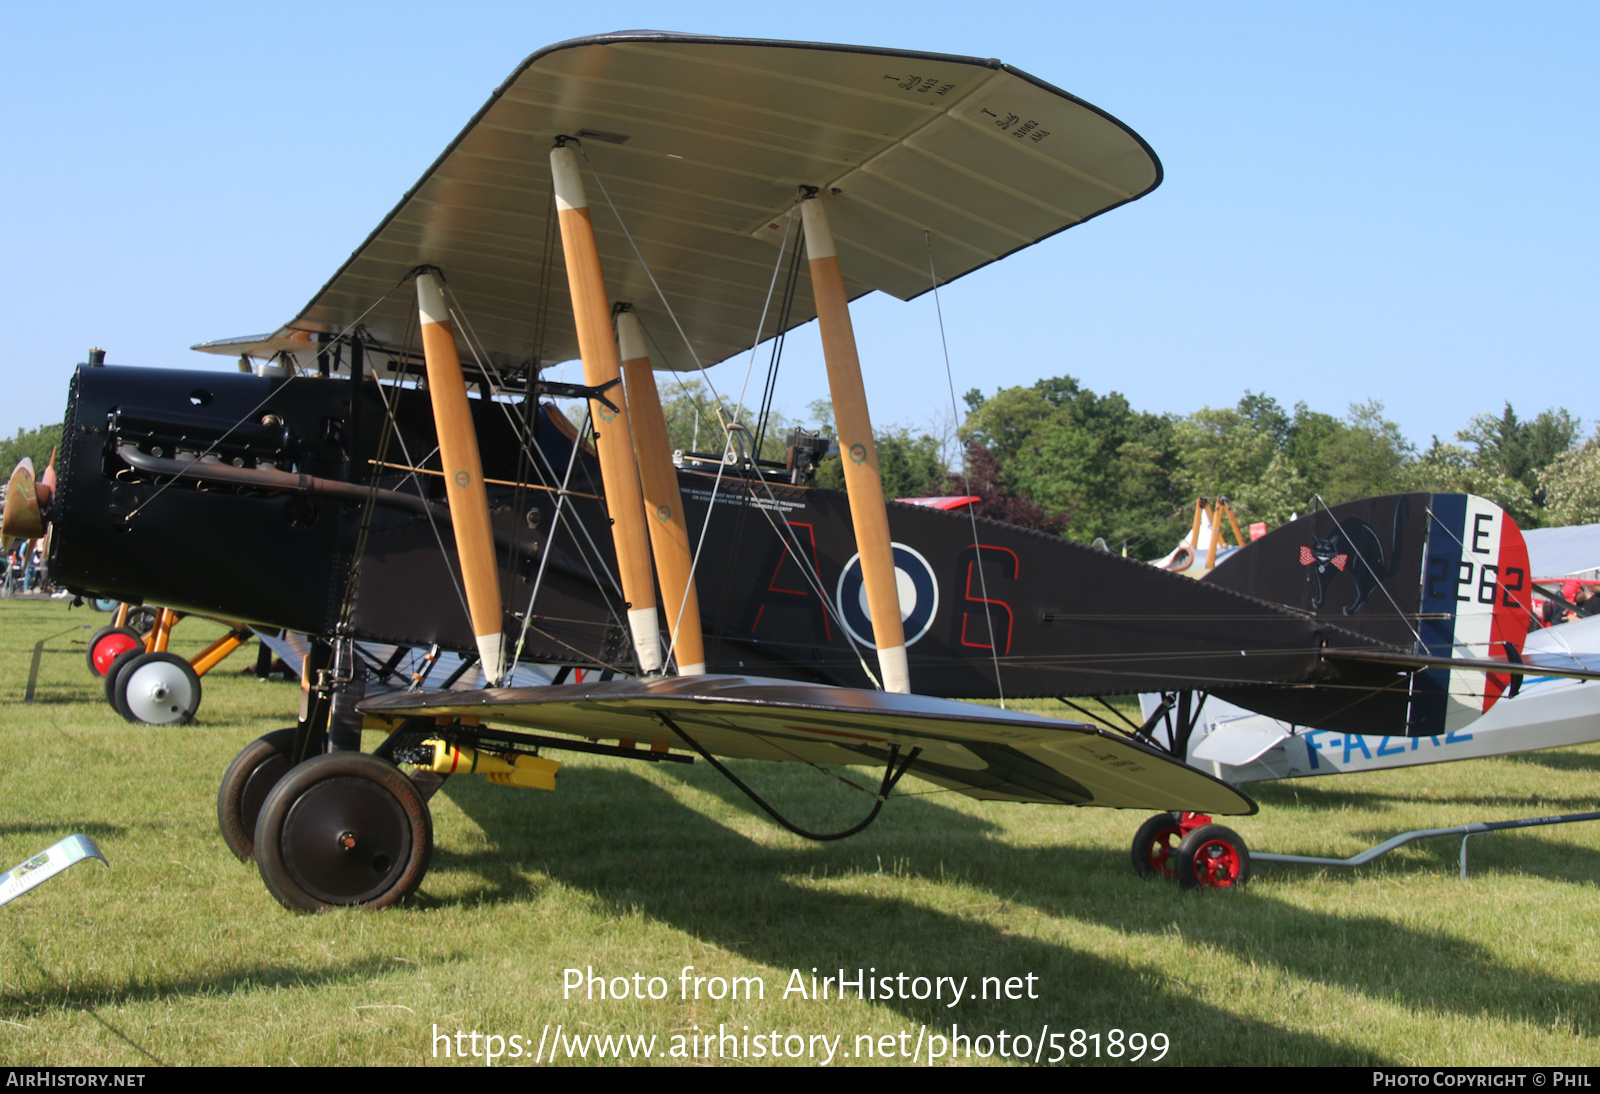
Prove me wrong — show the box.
[812,423,946,496]
[1404,436,1536,526]
[1538,429,1600,527]
[0,424,64,475]
[1172,406,1277,503]
[1457,403,1580,507]
[960,375,1182,552]
[1316,400,1412,503]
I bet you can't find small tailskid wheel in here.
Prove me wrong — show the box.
[112,651,201,725]
[218,729,299,861]
[87,626,143,677]
[1131,812,1183,880]
[125,606,160,634]
[254,752,432,913]
[1176,824,1251,890]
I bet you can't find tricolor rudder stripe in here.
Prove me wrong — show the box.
[1412,494,1531,735]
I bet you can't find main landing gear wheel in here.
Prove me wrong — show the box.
[110,651,202,725]
[86,626,142,677]
[1131,813,1184,880]
[1176,824,1251,890]
[253,752,432,913]
[217,729,299,861]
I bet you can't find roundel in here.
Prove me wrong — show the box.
[835,543,939,650]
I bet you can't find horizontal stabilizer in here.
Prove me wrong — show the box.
[360,674,1255,815]
[1326,647,1600,684]
[1189,715,1292,767]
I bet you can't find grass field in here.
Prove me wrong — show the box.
[2,598,1598,1066]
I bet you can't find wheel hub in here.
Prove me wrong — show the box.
[1196,841,1241,887]
[279,776,413,904]
[123,661,195,724]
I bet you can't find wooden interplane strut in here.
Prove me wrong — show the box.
[801,196,909,693]
[616,308,706,674]
[416,272,507,683]
[550,143,662,674]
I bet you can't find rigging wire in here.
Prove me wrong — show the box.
[925,230,1007,708]
[752,238,808,458]
[442,277,628,609]
[1311,493,1427,650]
[117,271,423,523]
[510,402,595,671]
[577,143,807,674]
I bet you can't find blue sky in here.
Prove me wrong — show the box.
[4,3,1595,451]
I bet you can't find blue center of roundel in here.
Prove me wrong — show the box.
[835,543,939,649]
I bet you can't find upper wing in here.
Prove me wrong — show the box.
[359,674,1254,815]
[195,32,1161,374]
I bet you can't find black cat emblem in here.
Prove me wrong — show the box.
[1300,497,1409,615]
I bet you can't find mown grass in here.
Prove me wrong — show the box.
[1,599,1597,1066]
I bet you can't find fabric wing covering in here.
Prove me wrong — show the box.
[195,31,1160,372]
[359,675,1254,814]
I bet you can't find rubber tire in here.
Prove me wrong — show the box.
[372,719,450,802]
[217,729,300,861]
[87,626,143,677]
[1131,813,1184,880]
[104,647,146,718]
[112,651,202,725]
[1175,824,1251,890]
[254,752,432,913]
[125,606,160,634]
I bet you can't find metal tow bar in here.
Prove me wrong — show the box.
[1254,809,1600,880]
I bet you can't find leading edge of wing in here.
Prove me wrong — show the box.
[222,31,1162,372]
[359,674,1255,815]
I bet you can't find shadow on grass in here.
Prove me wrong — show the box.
[665,756,1600,1035]
[0,951,462,1015]
[0,944,468,1067]
[1251,781,1600,815]
[1502,749,1600,775]
[433,767,1387,1065]
[0,822,125,840]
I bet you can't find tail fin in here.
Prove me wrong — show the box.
[1205,494,1531,737]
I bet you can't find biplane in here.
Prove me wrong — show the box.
[20,33,1589,909]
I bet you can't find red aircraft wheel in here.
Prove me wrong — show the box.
[217,729,300,861]
[87,626,142,677]
[1131,813,1184,880]
[1175,824,1251,890]
[254,752,432,913]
